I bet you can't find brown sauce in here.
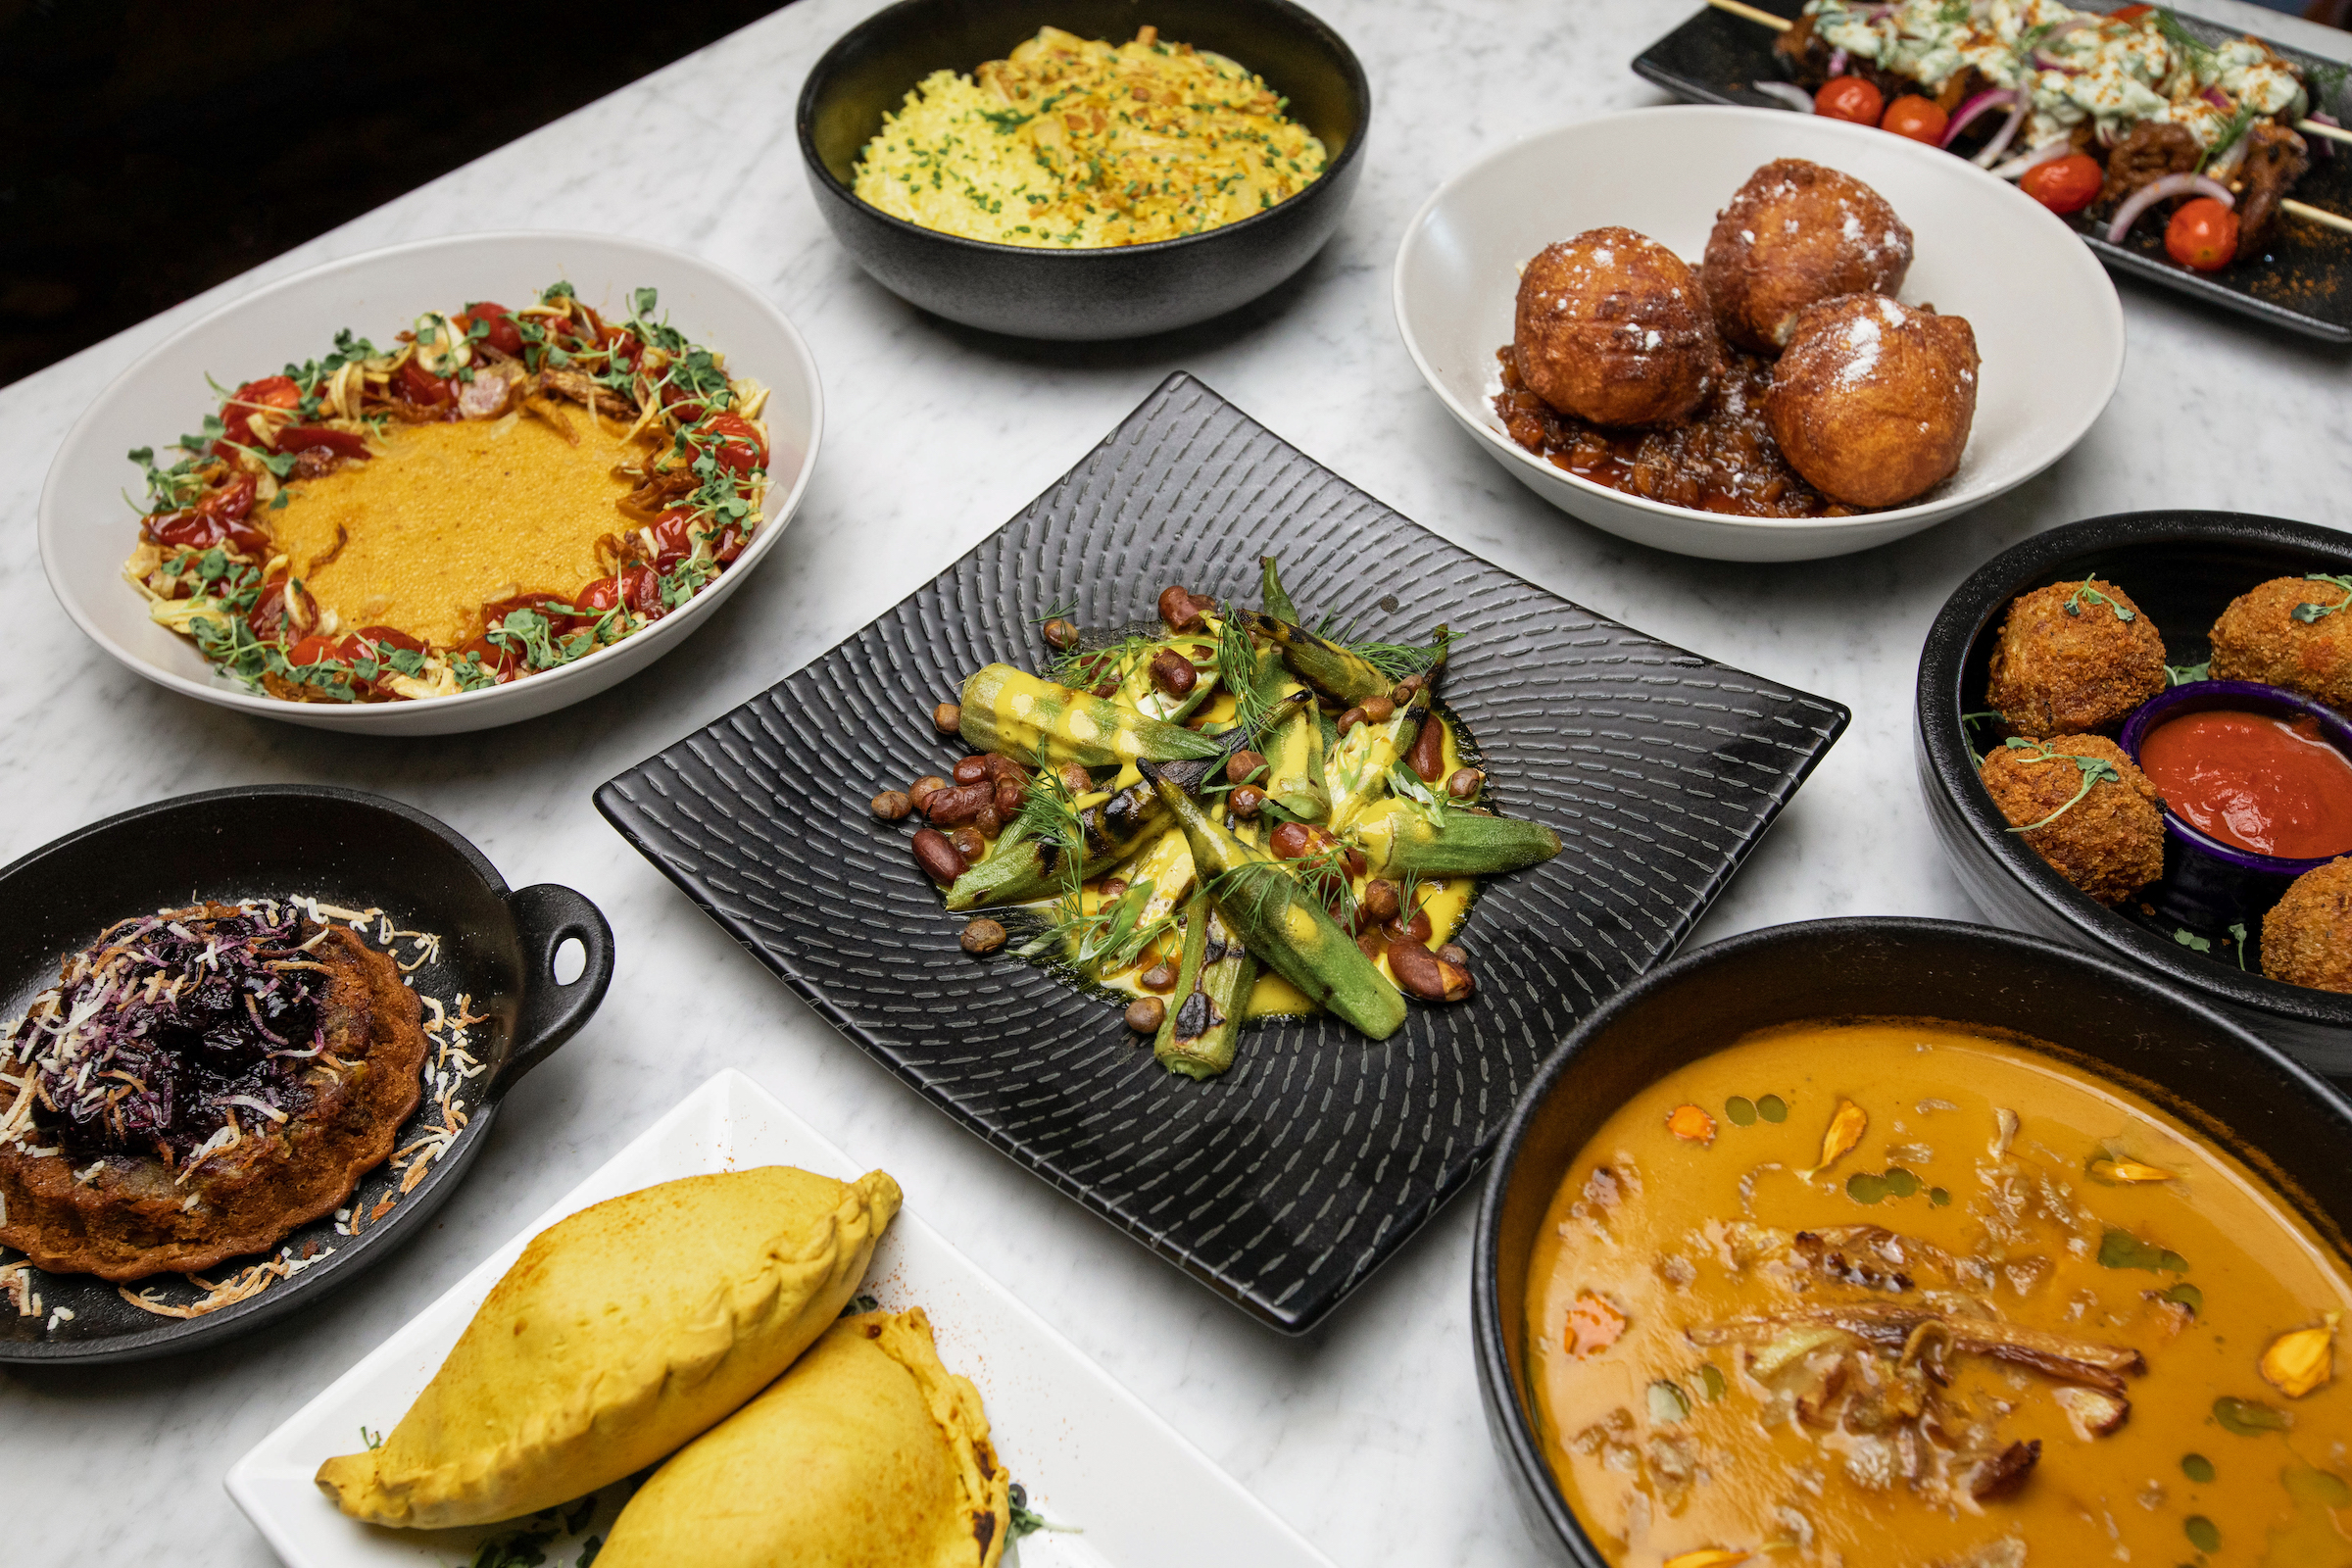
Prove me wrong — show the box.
[1492,346,1866,520]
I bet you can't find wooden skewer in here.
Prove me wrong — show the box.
[2299,119,2352,147]
[1707,0,1793,31]
[2284,198,2352,237]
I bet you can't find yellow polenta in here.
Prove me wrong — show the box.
[268,414,658,651]
[852,25,1327,248]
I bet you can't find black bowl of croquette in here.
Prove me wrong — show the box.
[1918,511,2352,1079]
[796,0,1370,341]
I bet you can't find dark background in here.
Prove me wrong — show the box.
[0,0,794,389]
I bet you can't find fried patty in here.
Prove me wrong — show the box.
[0,914,426,1281]
[1980,735,2165,906]
[1985,577,2169,738]
[2210,574,2352,712]
[2263,856,2352,995]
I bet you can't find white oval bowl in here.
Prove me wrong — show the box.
[1393,106,2125,562]
[39,230,823,735]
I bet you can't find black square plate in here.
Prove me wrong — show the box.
[595,374,1848,1332]
[1634,1,2352,343]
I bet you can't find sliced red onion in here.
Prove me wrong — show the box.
[1941,88,2016,148]
[1754,80,1815,113]
[2202,87,2231,111]
[2034,54,2083,74]
[1828,46,1849,75]
[2313,111,2339,160]
[1989,139,2078,179]
[2105,172,2235,243]
[1973,94,2032,167]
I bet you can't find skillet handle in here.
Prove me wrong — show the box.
[497,883,615,1092]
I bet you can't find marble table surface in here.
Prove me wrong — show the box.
[4,0,2348,1559]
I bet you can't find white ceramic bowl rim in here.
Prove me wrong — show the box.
[1392,105,2128,537]
[37,229,824,723]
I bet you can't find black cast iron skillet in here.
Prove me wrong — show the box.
[0,785,612,1364]
[1473,916,2352,1564]
[797,0,1370,340]
[1915,511,2352,1079]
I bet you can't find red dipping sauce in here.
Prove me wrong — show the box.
[2136,709,2352,860]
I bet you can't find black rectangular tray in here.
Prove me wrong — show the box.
[1635,0,2352,343]
[595,372,1848,1332]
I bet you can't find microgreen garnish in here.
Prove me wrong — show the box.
[2291,573,2352,624]
[2000,737,2122,832]
[2063,576,2134,622]
[2168,660,2212,685]
[2175,927,2213,954]
[2097,1227,2189,1273]
[2229,920,2249,969]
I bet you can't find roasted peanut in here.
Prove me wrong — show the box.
[1157,585,1206,632]
[953,755,990,785]
[1361,695,1395,724]
[960,917,1008,955]
[951,826,988,863]
[1360,879,1401,924]
[1226,749,1267,786]
[1055,762,1092,793]
[1386,907,1433,947]
[1229,785,1265,818]
[932,702,962,735]
[911,828,966,884]
[1447,766,1485,800]
[908,775,949,808]
[923,782,992,825]
[1094,677,1119,698]
[1139,962,1178,993]
[1042,616,1079,651]
[1389,937,1473,1003]
[1391,682,1417,706]
[1149,647,1198,699]
[1125,996,1166,1033]
[1102,877,1130,900]
[994,779,1024,819]
[870,790,912,821]
[1439,943,1468,966]
[1408,714,1446,782]
[981,755,1030,785]
[972,802,1002,837]
[1269,820,1316,859]
[1336,707,1365,735]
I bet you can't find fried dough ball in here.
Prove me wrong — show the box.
[1984,577,2169,738]
[1764,294,1978,508]
[1979,735,2165,906]
[1512,226,1720,428]
[2209,574,2352,711]
[2263,856,2352,994]
[1702,159,1915,354]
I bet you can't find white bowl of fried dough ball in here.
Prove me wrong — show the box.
[1394,107,2124,562]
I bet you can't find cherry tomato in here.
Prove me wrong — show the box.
[1880,95,1947,145]
[286,633,344,668]
[711,522,746,565]
[620,564,664,618]
[337,627,424,698]
[699,413,768,476]
[2165,197,2239,271]
[150,474,269,555]
[2110,3,2154,19]
[649,508,697,571]
[572,576,623,620]
[456,635,519,683]
[396,356,455,407]
[2018,153,2103,215]
[486,590,585,636]
[243,578,293,641]
[275,425,371,460]
[216,375,300,456]
[1815,76,1885,126]
[459,301,524,357]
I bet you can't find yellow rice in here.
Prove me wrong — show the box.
[851,25,1328,249]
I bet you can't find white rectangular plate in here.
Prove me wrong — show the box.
[226,1069,1337,1568]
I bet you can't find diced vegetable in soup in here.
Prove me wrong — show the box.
[1525,1020,2352,1568]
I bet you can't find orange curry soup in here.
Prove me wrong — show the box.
[1525,1020,2352,1568]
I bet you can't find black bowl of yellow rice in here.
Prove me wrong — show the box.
[797,0,1369,341]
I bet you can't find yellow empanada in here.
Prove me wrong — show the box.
[316,1165,900,1528]
[595,1305,1010,1568]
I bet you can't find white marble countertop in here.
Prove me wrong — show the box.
[3,0,2348,1560]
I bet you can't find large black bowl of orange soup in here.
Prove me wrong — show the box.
[1475,917,2352,1568]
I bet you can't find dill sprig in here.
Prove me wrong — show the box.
[1048,631,1152,693]
[1009,754,1088,918]
[1346,625,1455,680]
[2155,8,2214,71]
[1219,613,1277,736]
[1286,840,1359,930]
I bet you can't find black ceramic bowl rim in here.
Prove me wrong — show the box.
[1469,914,2347,1566]
[1916,509,2352,1033]
[793,0,1371,265]
[2120,678,2352,877]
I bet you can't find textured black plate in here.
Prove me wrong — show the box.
[1634,1,2352,343]
[595,373,1848,1332]
[1915,511,2352,1078]
[0,786,612,1363]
